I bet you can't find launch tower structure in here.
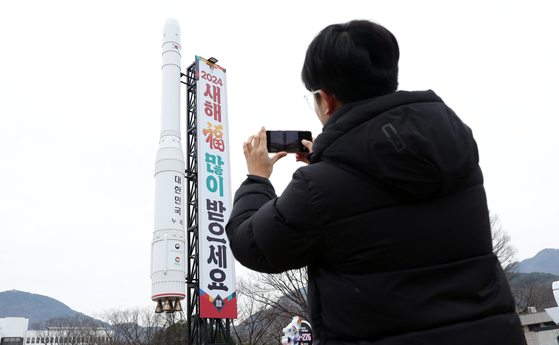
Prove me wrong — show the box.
[183,62,232,345]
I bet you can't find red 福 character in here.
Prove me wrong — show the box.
[202,122,225,152]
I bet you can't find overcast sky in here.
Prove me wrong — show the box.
[0,1,558,316]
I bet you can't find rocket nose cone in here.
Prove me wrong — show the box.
[165,18,180,27]
[163,18,181,44]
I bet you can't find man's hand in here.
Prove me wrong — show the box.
[244,127,287,178]
[295,139,314,165]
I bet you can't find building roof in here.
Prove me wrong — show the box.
[519,312,554,326]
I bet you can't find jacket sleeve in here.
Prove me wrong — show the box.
[226,171,322,273]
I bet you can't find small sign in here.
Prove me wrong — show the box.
[282,317,313,345]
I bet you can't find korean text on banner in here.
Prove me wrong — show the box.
[195,56,237,319]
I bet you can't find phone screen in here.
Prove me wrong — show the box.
[266,131,312,153]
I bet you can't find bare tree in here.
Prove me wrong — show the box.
[490,212,519,282]
[243,268,309,321]
[513,275,555,314]
[231,268,309,345]
[232,284,283,345]
[151,310,188,345]
[32,314,100,345]
[94,307,164,345]
[139,309,165,345]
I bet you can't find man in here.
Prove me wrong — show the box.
[226,20,523,344]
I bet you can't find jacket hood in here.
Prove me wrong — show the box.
[310,90,479,196]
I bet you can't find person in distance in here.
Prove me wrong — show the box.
[226,20,524,345]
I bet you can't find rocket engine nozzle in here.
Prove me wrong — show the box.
[174,298,182,312]
[163,298,174,313]
[155,299,163,313]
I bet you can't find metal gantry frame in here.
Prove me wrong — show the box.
[183,62,231,345]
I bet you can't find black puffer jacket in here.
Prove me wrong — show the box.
[226,90,523,344]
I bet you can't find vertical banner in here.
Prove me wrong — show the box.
[196,56,237,319]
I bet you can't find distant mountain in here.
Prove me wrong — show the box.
[519,248,559,275]
[0,290,87,327]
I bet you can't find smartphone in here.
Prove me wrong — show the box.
[266,130,312,153]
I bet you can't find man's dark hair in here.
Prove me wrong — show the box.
[301,20,400,105]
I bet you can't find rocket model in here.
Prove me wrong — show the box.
[546,281,559,324]
[150,18,185,313]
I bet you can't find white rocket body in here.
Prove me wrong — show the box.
[544,281,559,324]
[151,18,186,308]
